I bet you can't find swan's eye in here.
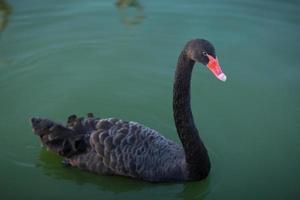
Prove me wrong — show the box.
[202,52,208,56]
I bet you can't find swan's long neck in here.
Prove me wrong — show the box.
[173,51,210,179]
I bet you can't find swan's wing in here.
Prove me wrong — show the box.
[30,115,98,158]
[30,116,186,181]
[88,118,186,181]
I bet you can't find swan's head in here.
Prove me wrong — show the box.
[185,39,227,82]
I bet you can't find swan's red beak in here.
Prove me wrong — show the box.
[206,54,227,82]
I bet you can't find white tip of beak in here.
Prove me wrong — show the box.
[217,73,227,82]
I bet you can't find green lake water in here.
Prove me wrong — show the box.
[0,0,299,199]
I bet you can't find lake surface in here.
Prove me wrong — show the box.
[0,0,299,199]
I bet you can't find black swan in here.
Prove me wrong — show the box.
[30,39,226,182]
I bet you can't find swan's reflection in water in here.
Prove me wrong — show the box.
[178,180,211,200]
[37,149,210,198]
[0,0,12,31]
[115,0,144,26]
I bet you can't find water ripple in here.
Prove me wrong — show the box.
[151,0,300,26]
[0,38,108,87]
[13,160,35,168]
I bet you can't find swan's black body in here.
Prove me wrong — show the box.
[31,39,221,182]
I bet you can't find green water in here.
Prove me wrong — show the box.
[0,0,299,199]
